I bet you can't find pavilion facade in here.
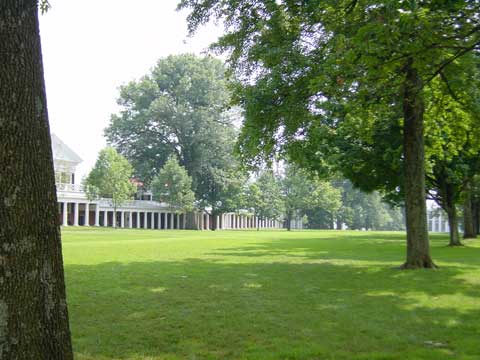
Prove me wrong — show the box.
[52,134,283,230]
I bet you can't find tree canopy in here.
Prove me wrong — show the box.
[179,0,480,268]
[105,54,247,228]
[245,170,285,228]
[84,147,136,226]
[151,155,195,213]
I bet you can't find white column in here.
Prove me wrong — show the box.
[438,212,442,232]
[135,212,139,229]
[128,211,133,228]
[170,212,174,229]
[73,203,79,226]
[62,202,68,226]
[95,205,100,226]
[176,214,180,230]
[143,212,147,229]
[84,203,90,226]
[120,211,125,228]
[103,211,108,227]
[183,213,186,229]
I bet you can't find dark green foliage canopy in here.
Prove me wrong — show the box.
[84,148,137,211]
[151,155,196,212]
[179,0,480,172]
[105,54,246,216]
[245,170,285,222]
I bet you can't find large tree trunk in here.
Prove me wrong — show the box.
[474,200,480,235]
[443,183,462,246]
[336,218,342,231]
[211,209,217,230]
[286,212,292,231]
[401,61,436,269]
[463,181,476,239]
[446,206,461,246]
[0,1,73,358]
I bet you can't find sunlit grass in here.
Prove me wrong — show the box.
[61,228,480,360]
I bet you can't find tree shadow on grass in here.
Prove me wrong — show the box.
[207,233,480,266]
[66,258,480,360]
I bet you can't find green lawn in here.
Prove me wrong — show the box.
[62,228,480,360]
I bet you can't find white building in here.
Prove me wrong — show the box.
[427,207,450,233]
[52,134,282,230]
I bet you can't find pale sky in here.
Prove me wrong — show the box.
[39,0,222,179]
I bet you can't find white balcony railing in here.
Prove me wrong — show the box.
[56,183,85,193]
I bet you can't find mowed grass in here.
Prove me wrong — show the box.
[61,228,480,360]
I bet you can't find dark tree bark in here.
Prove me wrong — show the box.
[463,181,476,239]
[0,1,73,358]
[336,218,342,231]
[286,212,292,231]
[401,61,436,269]
[437,182,462,246]
[211,209,218,230]
[474,201,480,235]
[446,205,461,246]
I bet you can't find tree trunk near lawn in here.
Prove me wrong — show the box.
[401,60,436,269]
[0,1,73,358]
[442,183,462,246]
[463,181,476,239]
[336,218,342,230]
[211,209,217,230]
[286,212,292,231]
[474,201,480,235]
[446,205,461,246]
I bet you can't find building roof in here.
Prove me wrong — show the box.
[51,133,83,165]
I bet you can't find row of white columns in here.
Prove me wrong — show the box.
[427,211,450,233]
[60,202,283,231]
[60,201,185,229]
[217,213,282,230]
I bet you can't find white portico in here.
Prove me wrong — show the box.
[52,134,187,229]
[52,134,283,230]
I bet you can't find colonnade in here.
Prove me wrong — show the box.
[216,213,282,230]
[58,202,283,230]
[58,201,185,229]
[427,211,450,233]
